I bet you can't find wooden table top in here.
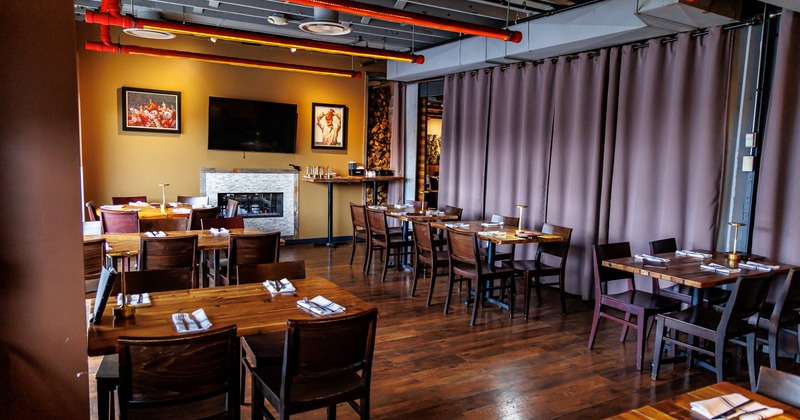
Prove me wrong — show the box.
[83,227,271,257]
[302,175,404,184]
[86,277,376,356]
[607,381,800,419]
[98,204,214,219]
[429,220,564,245]
[385,211,461,223]
[602,252,793,289]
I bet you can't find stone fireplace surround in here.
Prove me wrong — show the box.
[200,168,297,238]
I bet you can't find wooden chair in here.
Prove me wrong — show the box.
[405,200,428,210]
[649,238,729,306]
[237,260,307,404]
[445,228,517,326]
[365,207,413,282]
[349,203,369,270]
[99,210,139,234]
[587,242,682,371]
[188,206,219,231]
[201,216,245,230]
[224,199,239,218]
[226,232,281,285]
[480,214,519,264]
[199,217,245,287]
[410,220,449,306]
[652,273,773,390]
[755,366,800,407]
[138,217,187,232]
[84,237,107,295]
[138,235,198,285]
[443,205,463,220]
[86,201,99,221]
[111,195,147,205]
[118,325,240,419]
[249,308,378,420]
[504,223,573,318]
[754,269,800,369]
[176,195,209,205]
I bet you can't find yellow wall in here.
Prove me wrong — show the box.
[76,23,368,239]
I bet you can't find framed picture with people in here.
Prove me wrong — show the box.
[121,87,181,133]
[311,103,347,150]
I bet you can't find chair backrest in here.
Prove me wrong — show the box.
[228,232,281,280]
[491,214,519,227]
[99,210,139,234]
[443,205,463,220]
[138,235,198,274]
[201,216,245,230]
[112,268,194,294]
[177,195,209,206]
[84,237,107,294]
[769,269,800,321]
[649,238,678,254]
[592,242,635,295]
[350,203,367,230]
[278,308,378,407]
[365,207,388,237]
[224,199,239,218]
[756,366,800,407]
[405,200,428,210]
[536,223,573,269]
[86,201,99,221]
[112,195,147,205]
[446,228,479,267]
[411,221,434,254]
[189,207,220,230]
[118,325,239,419]
[236,260,306,284]
[718,272,774,334]
[138,217,188,232]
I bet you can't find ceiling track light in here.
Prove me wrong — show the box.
[85,41,362,78]
[85,10,424,63]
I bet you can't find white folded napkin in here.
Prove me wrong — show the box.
[117,292,151,307]
[481,222,503,227]
[129,201,149,207]
[209,227,229,236]
[100,204,125,211]
[701,262,741,275]
[172,208,191,214]
[263,278,296,295]
[426,210,445,216]
[144,231,167,237]
[739,261,780,271]
[192,204,213,209]
[172,308,212,333]
[368,205,387,210]
[387,212,406,216]
[690,393,783,420]
[445,222,469,228]
[677,249,713,259]
[635,254,670,263]
[478,231,506,236]
[515,231,539,238]
[297,295,346,316]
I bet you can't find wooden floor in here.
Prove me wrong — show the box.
[88,243,788,419]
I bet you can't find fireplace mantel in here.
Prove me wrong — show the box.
[200,168,298,238]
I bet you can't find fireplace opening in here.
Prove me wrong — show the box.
[218,193,283,218]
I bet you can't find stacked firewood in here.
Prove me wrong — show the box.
[366,84,392,204]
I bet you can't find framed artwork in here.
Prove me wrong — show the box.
[121,87,181,133]
[311,103,347,150]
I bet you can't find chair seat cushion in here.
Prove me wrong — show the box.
[603,290,682,312]
[253,364,364,407]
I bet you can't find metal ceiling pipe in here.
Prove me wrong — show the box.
[84,41,362,78]
[279,0,523,43]
[84,10,424,63]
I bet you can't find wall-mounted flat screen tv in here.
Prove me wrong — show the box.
[208,97,297,153]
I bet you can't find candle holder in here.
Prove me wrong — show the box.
[516,204,527,234]
[159,183,170,214]
[727,221,746,263]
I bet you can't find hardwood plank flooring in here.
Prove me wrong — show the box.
[88,243,796,419]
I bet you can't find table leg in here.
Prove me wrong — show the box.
[372,180,379,205]
[213,250,221,287]
[314,182,339,248]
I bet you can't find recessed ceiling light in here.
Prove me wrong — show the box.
[299,8,352,36]
[122,28,176,40]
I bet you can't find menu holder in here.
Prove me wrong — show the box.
[116,292,152,307]
[91,267,118,324]
[172,308,212,333]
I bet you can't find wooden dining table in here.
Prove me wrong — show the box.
[607,381,800,419]
[383,207,461,267]
[602,251,794,306]
[97,203,215,219]
[86,277,376,356]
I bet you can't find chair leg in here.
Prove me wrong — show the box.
[363,242,373,274]
[327,404,336,420]
[747,333,758,392]
[651,316,665,380]
[534,274,543,308]
[96,380,111,420]
[251,376,264,420]
[620,312,632,342]
[768,327,779,369]
[426,267,437,307]
[714,337,726,383]
[380,247,391,282]
[240,359,247,405]
[470,281,483,326]
[558,272,567,315]
[587,302,602,350]
[444,273,456,315]
[508,275,516,319]
[635,313,646,371]
[410,252,420,297]
[523,272,532,320]
[350,231,357,265]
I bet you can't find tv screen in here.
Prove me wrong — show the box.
[208,97,297,153]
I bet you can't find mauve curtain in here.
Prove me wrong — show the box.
[752,11,800,265]
[547,51,614,299]
[439,71,493,219]
[484,62,556,237]
[606,28,733,271]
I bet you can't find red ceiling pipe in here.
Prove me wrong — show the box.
[281,0,523,43]
[85,41,362,78]
[85,11,424,64]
